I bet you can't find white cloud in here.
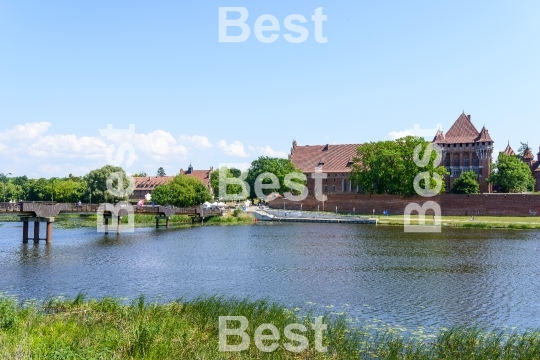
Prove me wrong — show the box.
[179,135,213,149]
[1,122,51,140]
[249,145,288,158]
[28,135,108,158]
[130,130,188,160]
[387,130,414,140]
[217,140,249,157]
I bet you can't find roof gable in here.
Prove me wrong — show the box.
[444,113,480,143]
[475,126,494,142]
[289,143,361,173]
[503,143,515,156]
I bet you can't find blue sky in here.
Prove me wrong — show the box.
[1,0,539,177]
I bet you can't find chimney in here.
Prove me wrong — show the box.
[467,115,471,121]
[323,144,329,151]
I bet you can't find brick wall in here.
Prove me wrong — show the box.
[268,193,540,217]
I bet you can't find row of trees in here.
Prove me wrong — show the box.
[0,165,130,204]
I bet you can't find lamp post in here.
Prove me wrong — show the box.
[3,173,11,206]
[51,178,55,203]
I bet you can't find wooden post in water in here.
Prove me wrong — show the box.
[33,221,40,243]
[166,217,170,229]
[22,220,29,243]
[46,221,53,243]
[117,216,121,235]
[104,216,109,235]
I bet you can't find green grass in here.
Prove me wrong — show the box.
[1,294,540,359]
[368,214,540,230]
[205,212,256,226]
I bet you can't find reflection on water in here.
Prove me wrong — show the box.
[1,221,540,330]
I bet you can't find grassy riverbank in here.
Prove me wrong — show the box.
[0,212,256,229]
[373,215,540,230]
[205,212,256,225]
[2,213,540,230]
[1,295,540,359]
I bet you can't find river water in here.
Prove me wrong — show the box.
[1,221,540,331]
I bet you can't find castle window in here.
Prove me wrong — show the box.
[331,185,336,192]
[464,159,470,167]
[342,179,347,192]
[324,185,328,193]
[453,158,459,167]
[473,158,479,166]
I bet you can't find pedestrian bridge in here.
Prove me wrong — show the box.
[0,202,222,243]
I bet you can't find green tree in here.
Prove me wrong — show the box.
[517,142,529,157]
[451,171,480,194]
[156,167,166,177]
[350,136,448,196]
[210,167,243,200]
[53,179,87,203]
[24,178,50,201]
[152,175,211,207]
[83,165,132,204]
[245,157,305,199]
[489,153,535,193]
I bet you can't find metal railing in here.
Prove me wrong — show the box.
[264,209,371,220]
[0,202,222,217]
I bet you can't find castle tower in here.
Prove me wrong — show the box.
[432,113,494,193]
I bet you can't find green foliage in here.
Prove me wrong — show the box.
[0,296,16,330]
[232,208,243,217]
[246,157,306,199]
[210,167,244,200]
[132,171,148,177]
[489,153,535,193]
[451,171,480,194]
[350,136,448,196]
[3,294,540,359]
[517,142,529,157]
[84,165,131,204]
[156,167,166,177]
[151,175,211,207]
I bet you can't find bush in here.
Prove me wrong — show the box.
[232,209,243,217]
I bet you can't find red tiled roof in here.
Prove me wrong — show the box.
[180,169,211,187]
[134,176,174,191]
[433,129,446,144]
[523,147,534,160]
[503,143,515,156]
[475,126,494,142]
[444,113,480,143]
[432,113,494,145]
[289,143,361,173]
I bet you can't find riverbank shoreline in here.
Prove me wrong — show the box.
[1,212,540,230]
[1,294,540,359]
